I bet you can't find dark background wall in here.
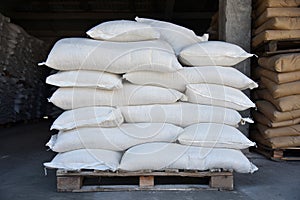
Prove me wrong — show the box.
[0,0,218,45]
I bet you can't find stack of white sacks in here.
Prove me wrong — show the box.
[43,17,258,173]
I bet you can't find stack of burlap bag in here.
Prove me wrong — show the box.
[252,53,300,148]
[43,18,258,173]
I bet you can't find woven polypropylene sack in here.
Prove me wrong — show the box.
[135,17,208,55]
[49,83,187,110]
[50,106,124,131]
[179,41,254,66]
[86,20,160,41]
[47,123,183,152]
[46,70,122,89]
[119,142,258,173]
[44,149,122,171]
[42,38,182,73]
[185,84,255,111]
[119,102,247,127]
[124,66,258,92]
[178,123,255,149]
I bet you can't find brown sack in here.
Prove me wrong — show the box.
[256,123,300,139]
[261,76,300,98]
[254,17,300,35]
[253,111,300,128]
[252,30,300,48]
[255,8,300,27]
[258,53,300,72]
[254,89,300,112]
[251,130,300,148]
[256,100,300,122]
[255,67,300,84]
[254,0,300,17]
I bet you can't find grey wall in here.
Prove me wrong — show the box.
[219,0,252,136]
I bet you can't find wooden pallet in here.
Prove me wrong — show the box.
[253,143,300,161]
[253,39,300,56]
[56,169,234,192]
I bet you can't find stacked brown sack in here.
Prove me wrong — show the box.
[252,0,300,48]
[252,53,300,148]
[251,0,300,149]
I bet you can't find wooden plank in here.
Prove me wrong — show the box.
[57,169,232,178]
[71,184,214,192]
[139,176,154,188]
[253,39,300,56]
[265,48,300,56]
[285,147,300,150]
[281,157,300,161]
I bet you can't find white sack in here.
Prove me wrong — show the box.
[119,102,247,127]
[51,107,123,131]
[46,70,122,90]
[41,38,182,73]
[135,17,208,55]
[119,142,258,173]
[178,123,256,149]
[44,149,121,171]
[179,41,254,66]
[185,84,256,111]
[123,66,258,92]
[49,83,186,110]
[47,123,183,152]
[86,20,160,41]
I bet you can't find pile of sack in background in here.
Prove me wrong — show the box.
[251,0,300,150]
[0,13,49,124]
[43,17,258,173]
[252,53,300,148]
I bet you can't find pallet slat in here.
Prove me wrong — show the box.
[72,184,213,192]
[253,39,300,56]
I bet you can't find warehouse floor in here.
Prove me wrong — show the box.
[0,120,299,200]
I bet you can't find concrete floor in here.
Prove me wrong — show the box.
[0,120,299,200]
